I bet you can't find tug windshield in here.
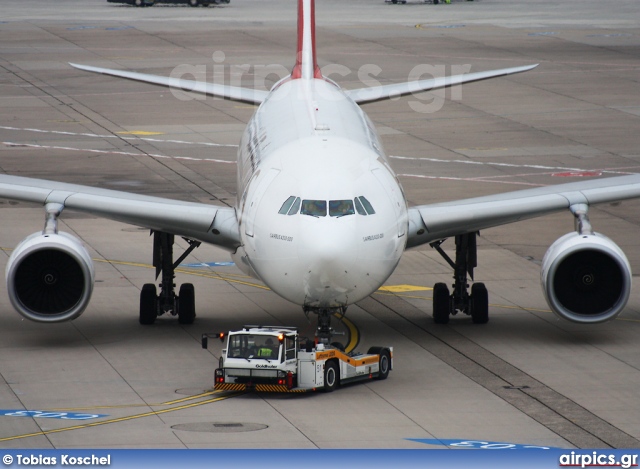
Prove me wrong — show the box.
[227,334,280,360]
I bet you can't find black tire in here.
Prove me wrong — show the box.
[377,350,391,380]
[178,283,196,325]
[140,283,157,325]
[330,342,345,352]
[471,283,489,324]
[323,361,338,392]
[432,282,451,324]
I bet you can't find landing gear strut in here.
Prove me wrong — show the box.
[305,306,347,344]
[430,232,488,324]
[139,231,200,325]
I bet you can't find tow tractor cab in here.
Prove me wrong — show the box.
[201,326,392,392]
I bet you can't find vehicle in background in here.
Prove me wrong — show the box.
[107,0,229,7]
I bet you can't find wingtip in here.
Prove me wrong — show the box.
[69,62,88,71]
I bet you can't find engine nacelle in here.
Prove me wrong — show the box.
[6,232,95,323]
[541,232,631,323]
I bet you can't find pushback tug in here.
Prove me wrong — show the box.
[202,326,392,392]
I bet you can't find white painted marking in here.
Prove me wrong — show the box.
[398,173,542,187]
[390,155,638,176]
[0,125,239,148]
[1,142,236,164]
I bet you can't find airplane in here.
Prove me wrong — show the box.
[1,0,639,340]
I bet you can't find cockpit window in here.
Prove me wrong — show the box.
[329,200,355,217]
[279,197,373,217]
[301,200,327,217]
[357,196,376,215]
[288,197,301,215]
[278,196,296,214]
[278,196,301,215]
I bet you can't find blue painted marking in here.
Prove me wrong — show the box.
[528,32,557,36]
[106,26,133,31]
[0,410,107,420]
[407,438,557,449]
[66,26,97,30]
[181,262,235,268]
[432,24,466,29]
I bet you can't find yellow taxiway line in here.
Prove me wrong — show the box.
[0,391,243,443]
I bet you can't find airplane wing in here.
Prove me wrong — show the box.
[345,64,538,105]
[70,62,536,107]
[69,63,269,105]
[0,174,240,250]
[406,174,640,248]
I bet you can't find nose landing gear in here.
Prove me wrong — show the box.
[304,306,348,344]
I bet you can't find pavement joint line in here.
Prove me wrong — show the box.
[358,294,640,449]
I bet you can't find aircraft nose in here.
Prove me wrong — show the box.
[300,221,359,299]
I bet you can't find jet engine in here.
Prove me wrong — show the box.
[6,232,95,323]
[541,232,631,323]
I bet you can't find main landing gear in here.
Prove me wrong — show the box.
[430,232,489,324]
[139,231,201,325]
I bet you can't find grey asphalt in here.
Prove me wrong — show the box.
[0,0,639,450]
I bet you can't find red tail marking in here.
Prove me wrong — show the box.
[291,0,322,80]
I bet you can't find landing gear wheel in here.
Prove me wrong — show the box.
[178,283,196,324]
[330,342,345,352]
[189,0,200,6]
[377,350,390,380]
[470,283,489,324]
[323,361,338,392]
[134,0,144,6]
[140,283,157,325]
[432,282,451,324]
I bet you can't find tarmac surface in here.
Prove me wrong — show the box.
[1,0,640,450]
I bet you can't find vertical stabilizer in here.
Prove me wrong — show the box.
[291,0,322,80]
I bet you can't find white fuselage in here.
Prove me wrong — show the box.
[232,78,408,309]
